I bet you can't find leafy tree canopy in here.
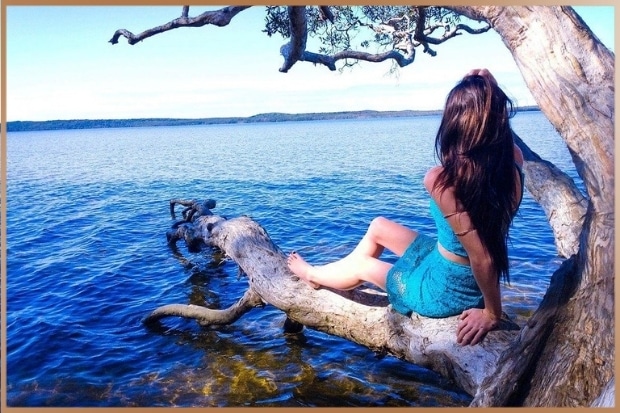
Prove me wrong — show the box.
[110,6,490,73]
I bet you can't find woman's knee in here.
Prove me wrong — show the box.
[369,216,417,255]
[369,216,392,232]
[367,216,397,242]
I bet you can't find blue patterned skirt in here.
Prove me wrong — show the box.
[385,233,483,318]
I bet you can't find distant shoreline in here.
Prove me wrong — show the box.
[5,107,540,132]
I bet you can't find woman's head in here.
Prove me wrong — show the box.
[437,74,515,164]
[433,72,518,283]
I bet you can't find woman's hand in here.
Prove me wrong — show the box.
[465,68,498,86]
[456,308,499,345]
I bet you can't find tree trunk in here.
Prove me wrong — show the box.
[450,6,614,407]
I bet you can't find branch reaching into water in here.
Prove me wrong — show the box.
[144,288,264,326]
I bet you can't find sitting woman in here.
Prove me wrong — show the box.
[288,68,524,346]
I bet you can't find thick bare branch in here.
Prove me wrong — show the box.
[413,7,433,56]
[279,6,308,73]
[159,205,520,396]
[109,5,251,45]
[144,288,265,326]
[318,6,334,23]
[300,48,415,72]
[169,198,216,222]
[513,133,587,257]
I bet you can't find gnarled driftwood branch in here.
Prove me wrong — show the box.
[153,198,524,397]
[144,288,264,326]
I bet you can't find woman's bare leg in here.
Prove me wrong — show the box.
[288,216,418,290]
[349,216,419,258]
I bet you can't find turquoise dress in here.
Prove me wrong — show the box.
[385,201,483,318]
[385,166,524,318]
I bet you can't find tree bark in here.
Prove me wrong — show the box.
[590,377,615,407]
[279,6,308,73]
[450,6,614,407]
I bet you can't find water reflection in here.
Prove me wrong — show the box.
[139,315,472,407]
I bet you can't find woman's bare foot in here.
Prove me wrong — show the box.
[287,252,320,289]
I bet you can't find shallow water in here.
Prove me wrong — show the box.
[6,112,574,406]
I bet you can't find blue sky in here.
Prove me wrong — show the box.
[4,5,615,122]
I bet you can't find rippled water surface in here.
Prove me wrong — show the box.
[6,112,574,406]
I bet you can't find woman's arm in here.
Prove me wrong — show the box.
[426,173,501,346]
[456,231,501,345]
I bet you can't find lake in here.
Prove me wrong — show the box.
[5,112,573,407]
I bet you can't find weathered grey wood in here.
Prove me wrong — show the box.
[279,6,307,73]
[470,256,578,406]
[144,289,264,326]
[513,132,587,258]
[108,6,251,45]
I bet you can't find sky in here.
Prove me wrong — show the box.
[3,5,616,122]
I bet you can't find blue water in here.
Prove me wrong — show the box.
[5,112,573,407]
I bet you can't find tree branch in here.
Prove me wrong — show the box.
[109,5,251,45]
[299,48,415,72]
[279,6,308,73]
[336,48,415,68]
[158,202,521,396]
[413,7,491,56]
[144,288,265,326]
[513,132,587,257]
[318,6,334,23]
[170,198,216,222]
[359,7,489,65]
[423,22,492,47]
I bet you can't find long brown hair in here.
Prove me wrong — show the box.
[433,74,517,283]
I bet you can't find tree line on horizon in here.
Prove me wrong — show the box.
[5,106,540,132]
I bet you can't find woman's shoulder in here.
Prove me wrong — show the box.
[423,165,443,193]
[424,166,460,213]
[514,143,524,167]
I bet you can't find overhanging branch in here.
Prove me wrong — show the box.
[301,48,415,71]
[279,6,308,72]
[413,6,491,56]
[109,5,251,45]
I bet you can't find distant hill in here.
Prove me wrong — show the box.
[5,107,540,132]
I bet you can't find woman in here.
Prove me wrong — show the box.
[288,69,524,346]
